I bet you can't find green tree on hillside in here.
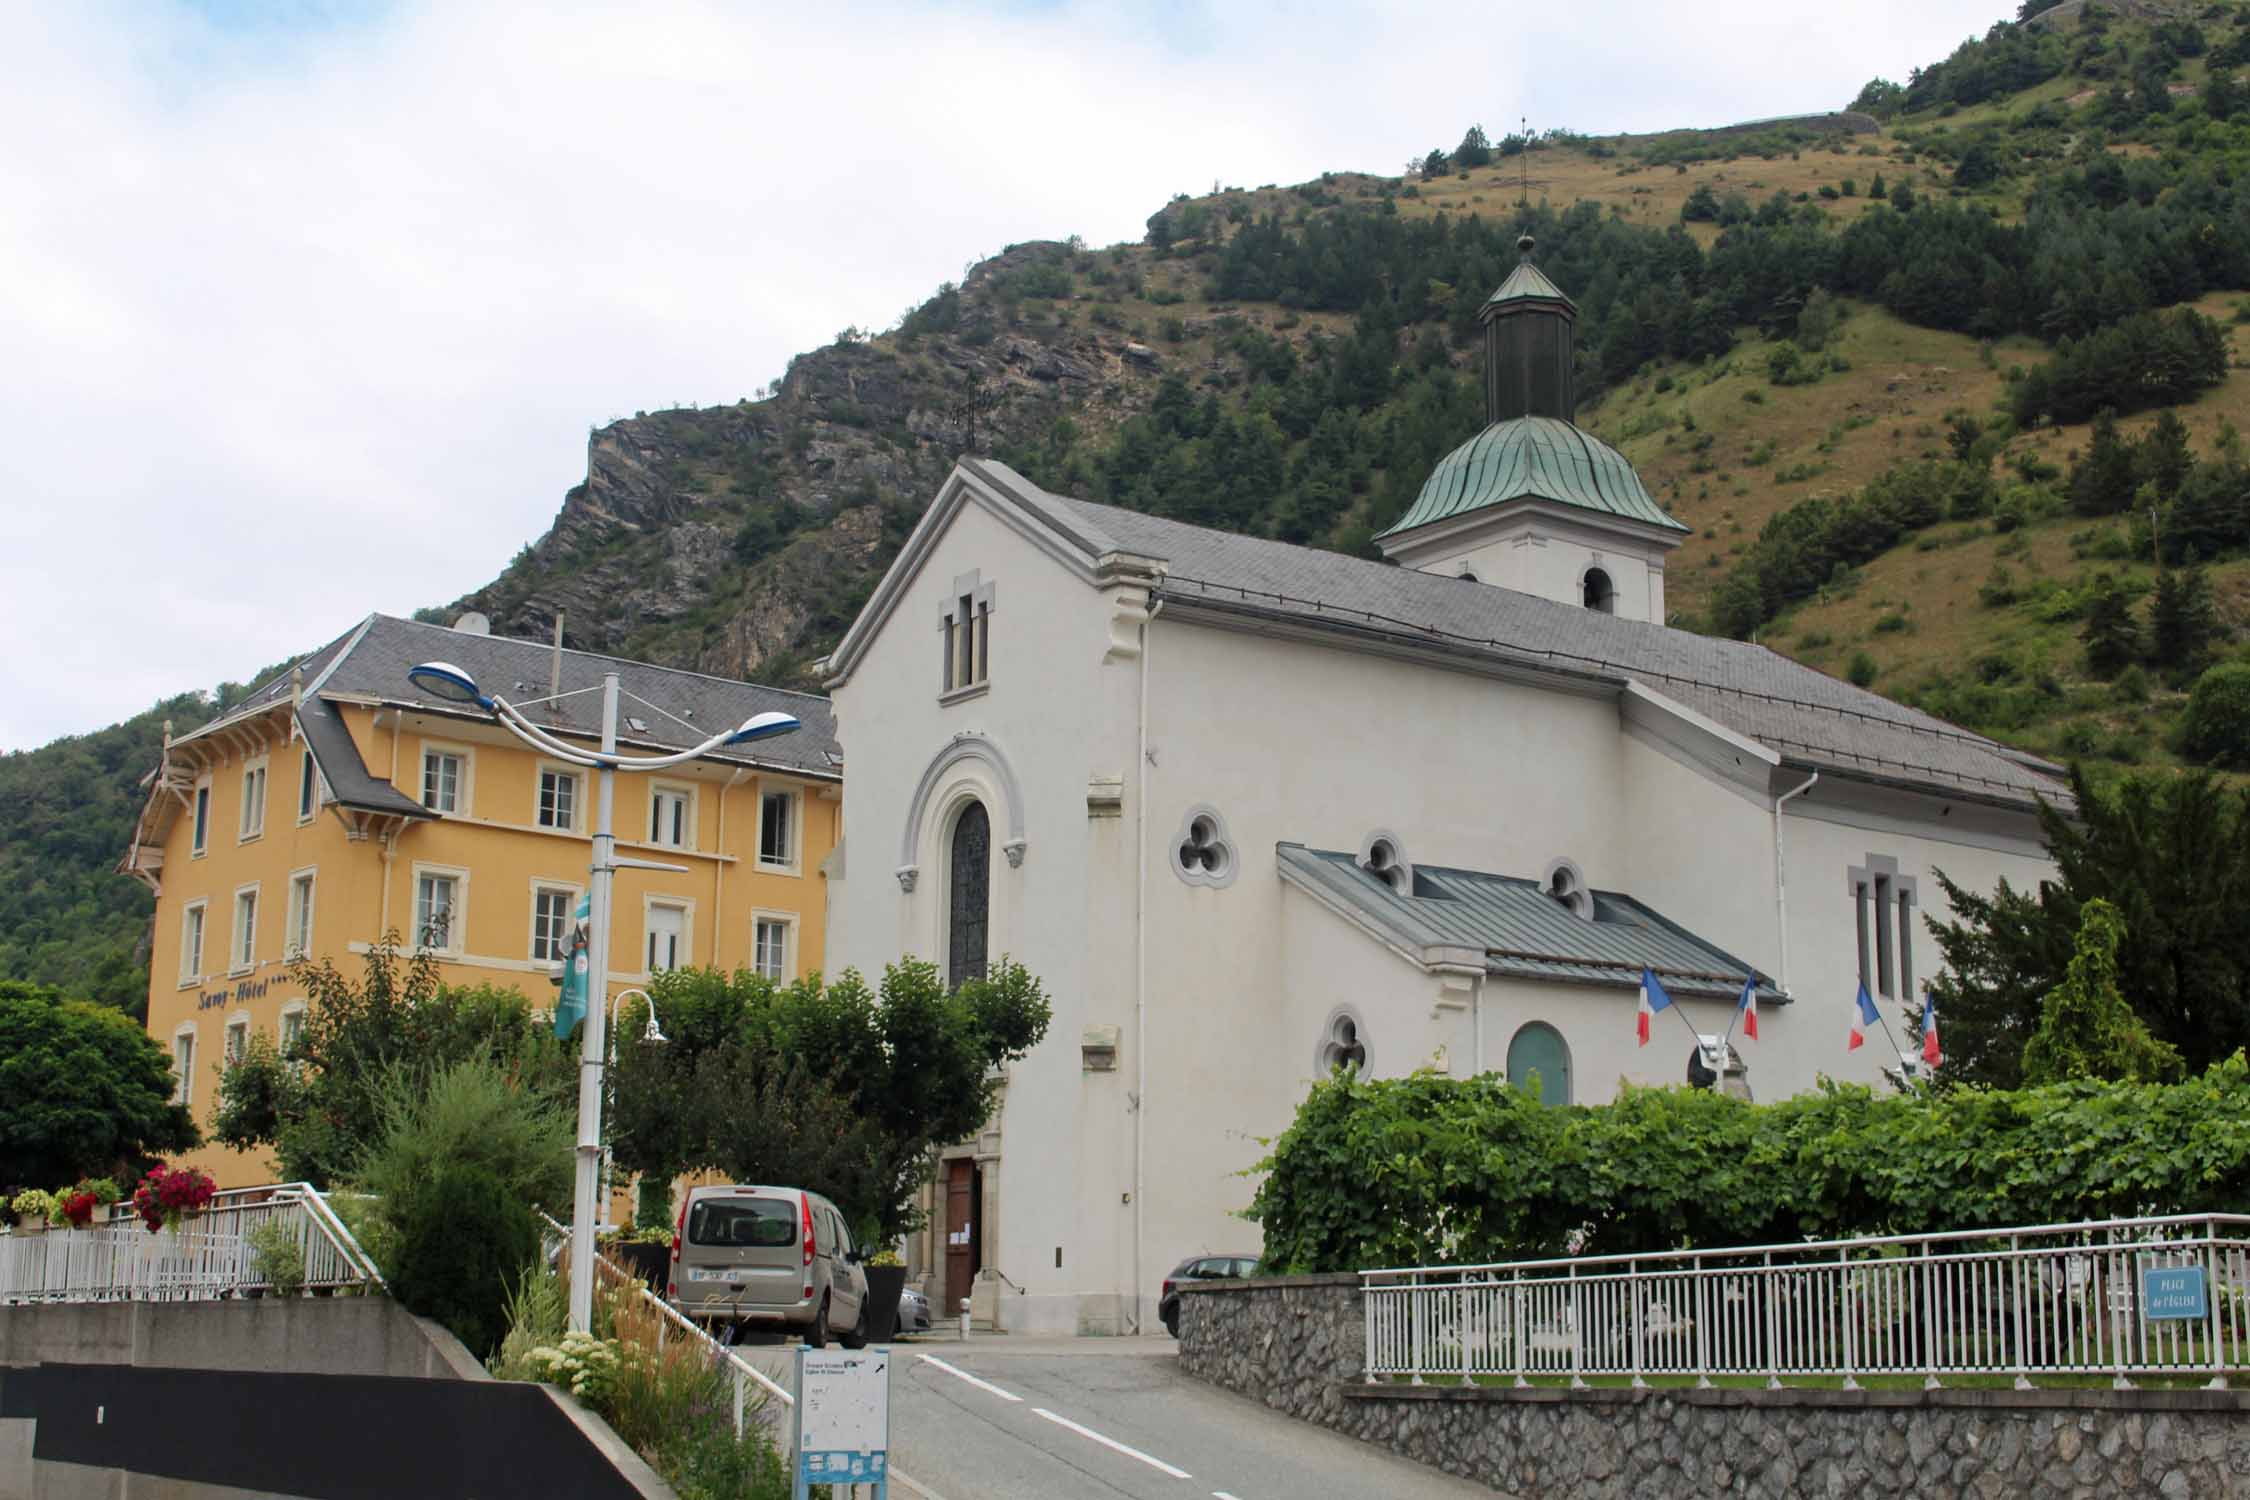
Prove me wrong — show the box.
[0,981,198,1191]
[2150,563,2221,679]
[2080,572,2143,677]
[2019,900,2182,1085]
[1455,126,1493,169]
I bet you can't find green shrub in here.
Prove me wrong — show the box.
[2180,661,2250,767]
[388,1160,538,1357]
[1249,1058,2250,1271]
[1848,651,1879,687]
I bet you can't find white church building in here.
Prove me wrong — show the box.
[817,240,2067,1336]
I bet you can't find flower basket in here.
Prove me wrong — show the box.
[131,1165,217,1234]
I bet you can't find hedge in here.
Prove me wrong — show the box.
[1247,1057,2250,1273]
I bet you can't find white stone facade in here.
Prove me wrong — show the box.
[820,461,2061,1337]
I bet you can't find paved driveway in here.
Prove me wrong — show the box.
[735,1332,1492,1500]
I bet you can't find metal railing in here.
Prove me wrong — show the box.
[0,1184,384,1304]
[1363,1214,2250,1389]
[538,1210,793,1441]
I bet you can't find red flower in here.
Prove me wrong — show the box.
[131,1164,217,1234]
[59,1191,97,1229]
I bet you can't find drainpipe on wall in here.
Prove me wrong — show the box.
[1472,972,1486,1077]
[1132,596,1164,1337]
[1771,771,1820,996]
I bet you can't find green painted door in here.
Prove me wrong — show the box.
[1506,1023,1572,1106]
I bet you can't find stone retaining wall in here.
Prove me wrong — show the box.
[1176,1275,2250,1499]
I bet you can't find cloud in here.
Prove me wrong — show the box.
[0,0,2005,748]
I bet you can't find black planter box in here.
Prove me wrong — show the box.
[611,1241,673,1291]
[862,1265,907,1342]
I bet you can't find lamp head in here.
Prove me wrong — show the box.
[726,710,801,746]
[407,661,492,710]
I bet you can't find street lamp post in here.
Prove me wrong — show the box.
[599,987,667,1231]
[405,659,798,1333]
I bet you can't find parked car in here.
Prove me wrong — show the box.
[1159,1253,1259,1337]
[668,1185,870,1347]
[897,1283,933,1335]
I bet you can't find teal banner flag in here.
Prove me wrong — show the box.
[554,894,591,1040]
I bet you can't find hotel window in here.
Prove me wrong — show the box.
[298,748,320,822]
[240,759,268,840]
[753,916,792,982]
[421,748,466,815]
[415,870,462,953]
[179,901,207,985]
[532,885,577,963]
[758,788,796,869]
[279,1002,307,1057]
[1849,855,1919,1001]
[172,1026,197,1105]
[192,781,211,856]
[646,902,688,974]
[224,1016,249,1066]
[649,785,693,849]
[285,871,315,960]
[537,767,581,832]
[232,885,259,971]
[940,572,993,695]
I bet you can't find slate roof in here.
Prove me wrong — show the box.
[1279,844,1782,1001]
[182,613,842,781]
[964,461,2066,811]
[1380,415,1689,537]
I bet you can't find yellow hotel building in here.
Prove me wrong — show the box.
[120,612,841,1188]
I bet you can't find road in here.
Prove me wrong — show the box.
[735,1331,1493,1500]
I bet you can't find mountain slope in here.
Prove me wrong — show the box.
[24,0,2250,1006]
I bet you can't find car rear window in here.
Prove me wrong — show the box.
[686,1197,797,1248]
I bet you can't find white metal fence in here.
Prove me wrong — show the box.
[0,1184,383,1304]
[1363,1214,2250,1388]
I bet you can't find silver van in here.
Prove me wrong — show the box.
[667,1184,870,1347]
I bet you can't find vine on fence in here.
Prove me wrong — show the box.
[1248,1055,2250,1273]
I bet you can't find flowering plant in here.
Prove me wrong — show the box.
[58,1178,122,1230]
[131,1164,217,1234]
[526,1331,622,1404]
[10,1189,60,1226]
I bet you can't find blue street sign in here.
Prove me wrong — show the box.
[2142,1265,2208,1321]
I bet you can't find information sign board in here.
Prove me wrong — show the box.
[2142,1265,2209,1321]
[793,1346,891,1498]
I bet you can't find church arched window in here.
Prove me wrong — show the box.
[1582,567,1616,613]
[1317,1009,1368,1074]
[1170,805,1238,889]
[1544,857,1592,921]
[947,801,990,987]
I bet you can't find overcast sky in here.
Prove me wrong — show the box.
[1,0,2011,751]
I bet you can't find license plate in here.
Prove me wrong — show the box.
[690,1269,748,1284]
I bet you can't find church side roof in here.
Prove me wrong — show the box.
[1279,844,1782,1000]
[966,464,2065,811]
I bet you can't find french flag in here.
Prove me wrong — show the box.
[1848,982,1880,1051]
[1735,976,1759,1042]
[1922,992,1943,1070]
[1637,967,1675,1047]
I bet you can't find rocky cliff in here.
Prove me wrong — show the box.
[451,238,1188,689]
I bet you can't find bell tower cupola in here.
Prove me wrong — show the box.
[1482,234,1578,423]
[1375,234,1688,622]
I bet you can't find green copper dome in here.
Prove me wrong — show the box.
[1380,415,1689,539]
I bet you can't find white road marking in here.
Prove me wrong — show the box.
[1031,1407,1194,1479]
[1214,1493,1246,1499]
[917,1352,1025,1402]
